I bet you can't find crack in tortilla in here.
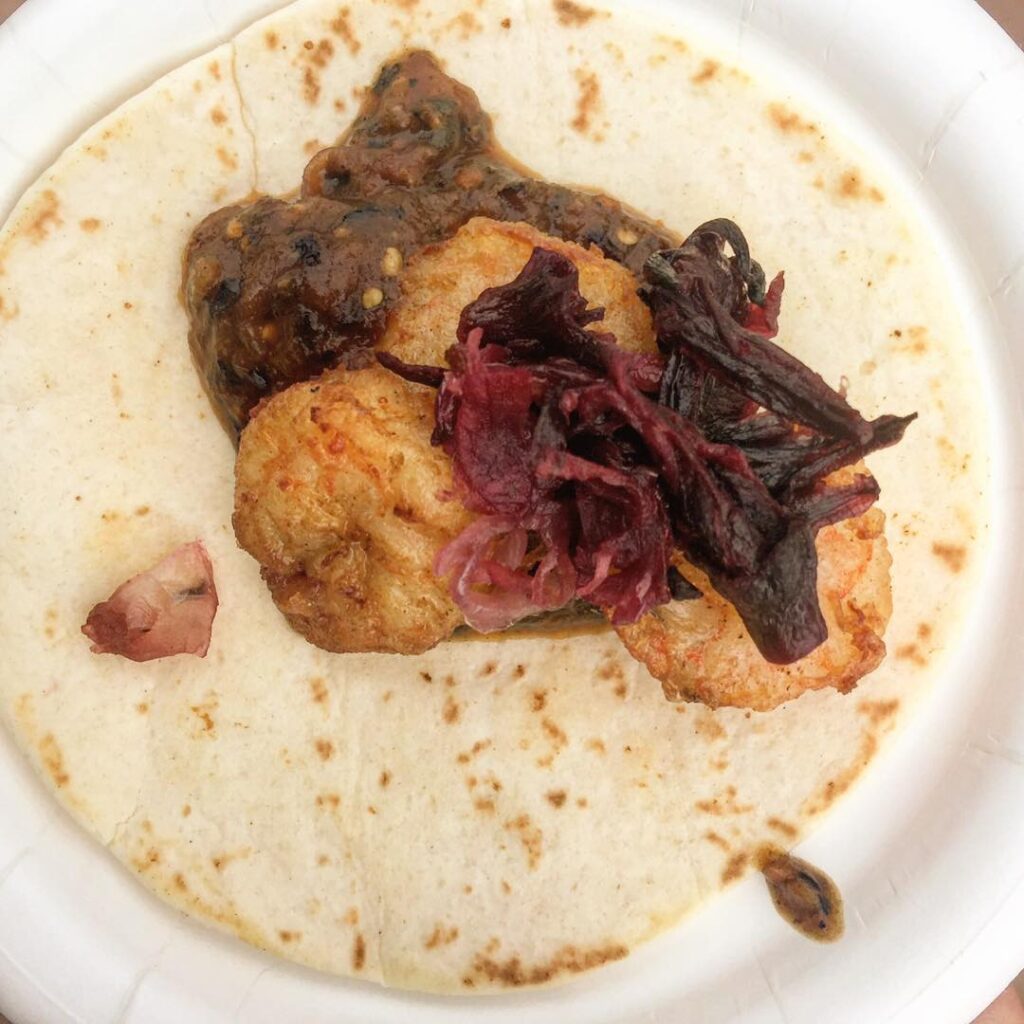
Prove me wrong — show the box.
[104,688,158,847]
[228,43,261,194]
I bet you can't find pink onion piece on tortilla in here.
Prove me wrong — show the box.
[82,541,219,662]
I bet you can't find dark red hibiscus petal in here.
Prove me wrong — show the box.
[743,272,786,338]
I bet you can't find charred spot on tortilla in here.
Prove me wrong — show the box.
[553,0,601,27]
[758,846,844,942]
[183,50,674,435]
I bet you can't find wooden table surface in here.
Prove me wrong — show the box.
[0,1,1020,1022]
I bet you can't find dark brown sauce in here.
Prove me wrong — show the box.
[182,50,677,436]
[757,845,844,943]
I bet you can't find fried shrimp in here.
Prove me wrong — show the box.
[234,364,472,654]
[617,491,892,711]
[382,217,657,366]
[234,218,894,707]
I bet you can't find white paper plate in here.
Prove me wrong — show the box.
[1,1,1022,1022]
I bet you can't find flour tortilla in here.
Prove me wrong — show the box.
[0,0,990,994]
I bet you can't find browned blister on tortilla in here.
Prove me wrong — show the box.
[82,541,218,661]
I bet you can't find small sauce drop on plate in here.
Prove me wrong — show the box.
[757,846,844,942]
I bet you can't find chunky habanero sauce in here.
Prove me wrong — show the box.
[182,50,675,436]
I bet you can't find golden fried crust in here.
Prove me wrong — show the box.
[616,476,893,712]
[234,364,473,654]
[382,217,657,365]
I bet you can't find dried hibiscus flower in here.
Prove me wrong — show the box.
[380,221,914,664]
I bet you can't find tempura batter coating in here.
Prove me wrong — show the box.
[234,364,471,654]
